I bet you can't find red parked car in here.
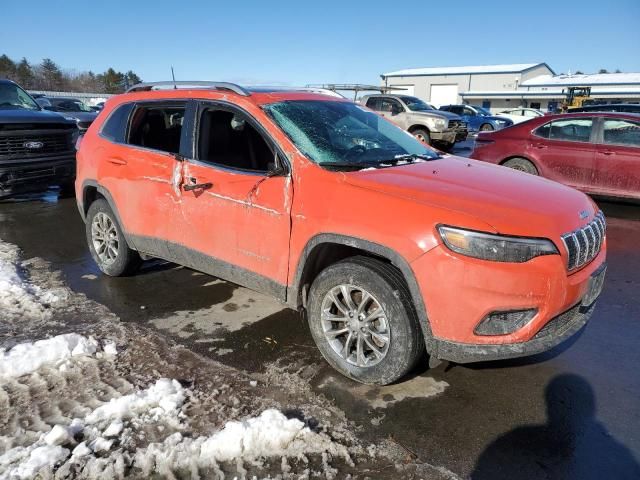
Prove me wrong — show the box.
[471,112,640,201]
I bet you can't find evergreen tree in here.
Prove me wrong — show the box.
[15,58,34,88]
[0,54,16,79]
[598,68,609,74]
[39,58,65,90]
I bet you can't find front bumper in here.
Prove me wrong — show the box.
[0,155,76,198]
[430,129,458,144]
[430,301,595,363]
[411,242,606,363]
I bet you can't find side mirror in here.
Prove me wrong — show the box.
[391,106,401,115]
[267,154,286,176]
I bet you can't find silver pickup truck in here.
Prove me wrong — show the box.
[361,94,468,150]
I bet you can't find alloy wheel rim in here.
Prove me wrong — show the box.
[321,284,390,367]
[91,212,119,265]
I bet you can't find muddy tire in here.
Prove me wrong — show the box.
[411,128,431,145]
[503,157,539,175]
[480,123,494,131]
[307,256,425,385]
[86,198,141,276]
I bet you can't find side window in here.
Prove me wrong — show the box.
[450,106,464,115]
[127,103,185,154]
[379,98,403,113]
[366,97,381,111]
[197,108,275,173]
[602,119,640,147]
[523,110,537,117]
[100,103,135,143]
[463,107,476,116]
[535,119,593,142]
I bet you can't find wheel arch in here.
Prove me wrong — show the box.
[500,155,540,174]
[288,233,435,346]
[80,180,134,247]
[408,124,430,134]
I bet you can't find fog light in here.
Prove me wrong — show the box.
[474,309,537,336]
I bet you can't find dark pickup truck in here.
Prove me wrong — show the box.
[0,79,78,198]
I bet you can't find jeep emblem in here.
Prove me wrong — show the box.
[579,210,589,219]
[24,141,44,150]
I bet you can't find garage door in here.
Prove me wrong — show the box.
[430,84,458,107]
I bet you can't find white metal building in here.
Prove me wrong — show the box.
[381,64,640,112]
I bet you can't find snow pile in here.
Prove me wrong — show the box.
[0,378,185,479]
[0,333,113,378]
[1,373,350,478]
[0,241,59,321]
[136,409,352,476]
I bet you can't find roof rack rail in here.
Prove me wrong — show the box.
[126,81,250,96]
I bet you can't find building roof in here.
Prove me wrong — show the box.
[461,86,640,99]
[522,72,640,87]
[382,63,551,78]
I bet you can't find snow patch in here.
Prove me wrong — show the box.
[0,242,58,322]
[0,334,103,378]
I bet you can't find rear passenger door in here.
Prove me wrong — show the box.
[98,101,187,258]
[177,101,292,298]
[528,117,596,190]
[593,117,640,198]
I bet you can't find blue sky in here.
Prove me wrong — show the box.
[2,0,639,85]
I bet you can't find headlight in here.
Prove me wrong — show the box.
[433,118,447,130]
[437,226,558,262]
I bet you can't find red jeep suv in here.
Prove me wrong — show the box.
[76,82,607,385]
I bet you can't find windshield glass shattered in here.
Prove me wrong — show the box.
[0,83,40,110]
[263,100,440,168]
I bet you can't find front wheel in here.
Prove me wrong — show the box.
[307,256,424,385]
[86,198,141,276]
[411,128,431,145]
[503,157,539,175]
[480,123,494,131]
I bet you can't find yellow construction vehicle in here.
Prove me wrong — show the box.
[562,86,592,111]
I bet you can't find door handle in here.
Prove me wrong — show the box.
[107,157,127,165]
[601,150,616,156]
[533,143,547,149]
[183,178,213,192]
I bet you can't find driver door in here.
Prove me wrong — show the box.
[378,97,408,129]
[177,102,292,298]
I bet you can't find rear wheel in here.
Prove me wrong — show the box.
[480,123,494,131]
[86,198,141,276]
[503,157,538,175]
[411,128,431,145]
[307,256,424,385]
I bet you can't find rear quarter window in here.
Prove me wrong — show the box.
[100,103,135,143]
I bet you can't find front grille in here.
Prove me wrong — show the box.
[448,119,467,130]
[0,131,74,158]
[561,211,606,271]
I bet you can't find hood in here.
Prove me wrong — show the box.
[424,109,461,121]
[0,108,77,126]
[57,111,98,122]
[345,156,596,238]
[408,110,451,121]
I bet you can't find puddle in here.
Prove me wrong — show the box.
[318,374,449,409]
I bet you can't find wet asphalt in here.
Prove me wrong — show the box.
[1,157,639,478]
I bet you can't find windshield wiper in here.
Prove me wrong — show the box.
[320,161,381,170]
[391,153,440,163]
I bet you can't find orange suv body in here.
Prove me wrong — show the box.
[76,83,606,384]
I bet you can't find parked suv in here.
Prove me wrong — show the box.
[440,104,513,133]
[361,94,467,149]
[76,82,606,385]
[0,79,78,198]
[37,96,98,134]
